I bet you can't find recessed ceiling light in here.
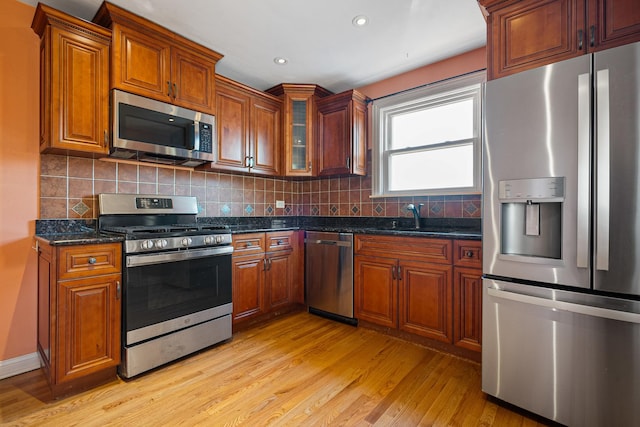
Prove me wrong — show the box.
[273,57,288,65]
[352,15,369,27]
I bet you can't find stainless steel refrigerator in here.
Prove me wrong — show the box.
[482,41,640,426]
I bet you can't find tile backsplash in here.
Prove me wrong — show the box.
[39,154,481,220]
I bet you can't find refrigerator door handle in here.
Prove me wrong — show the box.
[577,73,590,269]
[596,69,611,271]
[487,287,640,324]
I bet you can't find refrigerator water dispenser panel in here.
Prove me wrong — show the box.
[499,177,565,260]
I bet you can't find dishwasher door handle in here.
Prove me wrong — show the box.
[306,239,352,247]
[488,287,640,324]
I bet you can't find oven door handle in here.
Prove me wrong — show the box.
[127,246,233,267]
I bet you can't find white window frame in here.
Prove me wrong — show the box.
[370,71,485,197]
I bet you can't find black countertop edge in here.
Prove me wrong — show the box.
[303,227,481,240]
[35,232,124,246]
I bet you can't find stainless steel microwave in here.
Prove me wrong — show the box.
[110,89,215,167]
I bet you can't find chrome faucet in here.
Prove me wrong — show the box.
[406,203,424,229]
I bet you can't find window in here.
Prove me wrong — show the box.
[371,72,484,197]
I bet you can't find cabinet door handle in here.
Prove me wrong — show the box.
[590,25,595,47]
[88,257,97,265]
[167,81,172,97]
[263,258,267,271]
[578,29,584,50]
[104,130,109,145]
[173,83,178,98]
[397,265,402,281]
[308,161,312,171]
[346,156,351,170]
[268,258,272,270]
[116,281,121,300]
[391,265,396,280]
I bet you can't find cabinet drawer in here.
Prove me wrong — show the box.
[355,234,452,264]
[453,240,482,268]
[266,231,294,252]
[232,233,266,254]
[58,243,121,280]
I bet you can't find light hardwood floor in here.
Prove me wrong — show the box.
[0,312,550,426]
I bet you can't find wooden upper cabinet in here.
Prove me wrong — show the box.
[316,90,368,177]
[93,2,222,115]
[266,84,332,177]
[590,0,640,51]
[32,4,111,157]
[200,75,281,175]
[480,0,640,79]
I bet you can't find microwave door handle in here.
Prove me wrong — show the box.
[596,69,610,271]
[186,122,196,150]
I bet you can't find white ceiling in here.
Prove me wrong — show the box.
[20,0,487,93]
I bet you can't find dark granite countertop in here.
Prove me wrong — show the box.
[35,219,124,246]
[35,232,125,246]
[34,216,481,245]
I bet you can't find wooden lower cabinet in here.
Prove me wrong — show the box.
[36,240,122,397]
[399,260,452,343]
[354,235,482,354]
[453,266,482,352]
[231,231,302,327]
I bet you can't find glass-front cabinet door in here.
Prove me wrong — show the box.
[266,83,332,177]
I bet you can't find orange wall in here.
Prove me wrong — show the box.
[357,47,487,100]
[0,0,40,361]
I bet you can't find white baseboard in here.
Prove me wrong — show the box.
[0,353,41,380]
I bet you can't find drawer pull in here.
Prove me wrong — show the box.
[277,240,283,245]
[246,242,252,247]
[465,251,474,258]
[88,257,97,265]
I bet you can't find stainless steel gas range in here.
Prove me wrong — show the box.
[98,193,233,378]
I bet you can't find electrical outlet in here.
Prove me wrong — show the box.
[276,200,285,208]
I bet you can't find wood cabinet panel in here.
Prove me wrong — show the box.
[316,90,368,177]
[250,96,281,175]
[399,261,452,343]
[59,243,121,280]
[171,47,216,113]
[487,0,584,79]
[232,254,265,322]
[115,24,170,99]
[32,4,111,157]
[355,234,452,264]
[355,235,482,355]
[453,240,482,269]
[592,0,640,51]
[266,84,332,177]
[94,2,222,115]
[453,267,483,352]
[57,275,121,383]
[354,255,398,328]
[36,238,121,397]
[203,76,281,175]
[266,250,293,310]
[481,0,640,79]
[215,81,251,171]
[232,231,300,326]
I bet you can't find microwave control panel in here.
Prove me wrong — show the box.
[199,123,213,153]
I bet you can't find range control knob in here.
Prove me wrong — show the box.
[181,237,193,247]
[141,240,154,250]
[155,239,168,249]
[216,235,224,244]
[204,236,215,245]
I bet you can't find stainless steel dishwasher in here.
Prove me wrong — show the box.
[305,231,356,325]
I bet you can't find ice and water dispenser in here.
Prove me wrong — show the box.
[499,177,564,260]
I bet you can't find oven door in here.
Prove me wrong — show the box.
[123,246,233,346]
